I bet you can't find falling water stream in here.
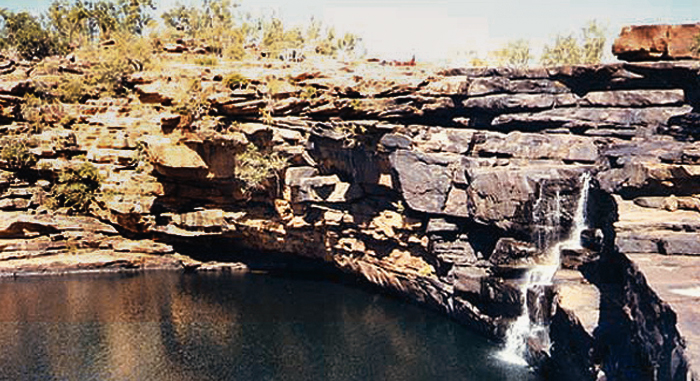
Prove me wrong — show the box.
[498,172,591,366]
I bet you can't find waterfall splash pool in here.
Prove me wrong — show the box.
[0,271,538,380]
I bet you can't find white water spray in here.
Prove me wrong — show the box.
[498,172,591,366]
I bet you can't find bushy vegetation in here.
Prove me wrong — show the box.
[46,160,102,213]
[0,138,37,170]
[541,20,607,66]
[478,20,607,68]
[173,78,213,129]
[160,2,363,60]
[0,9,67,60]
[235,143,286,192]
[222,72,249,89]
[194,56,218,66]
[20,94,68,132]
[490,39,532,67]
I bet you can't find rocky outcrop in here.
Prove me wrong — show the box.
[2,37,700,380]
[614,24,700,61]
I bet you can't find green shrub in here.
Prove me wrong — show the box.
[0,10,67,59]
[194,56,218,66]
[173,78,212,129]
[21,94,67,131]
[222,72,249,89]
[299,86,318,99]
[490,39,532,67]
[47,160,102,213]
[235,144,286,192]
[541,20,606,66]
[56,75,91,103]
[20,95,45,126]
[76,33,153,97]
[0,138,37,170]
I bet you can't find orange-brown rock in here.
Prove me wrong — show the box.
[613,24,700,61]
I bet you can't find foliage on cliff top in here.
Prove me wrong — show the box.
[490,40,532,68]
[541,20,607,66]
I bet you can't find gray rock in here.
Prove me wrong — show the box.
[463,93,579,113]
[390,150,456,214]
[430,233,478,266]
[581,89,685,107]
[285,166,318,187]
[294,175,363,203]
[379,133,412,150]
[489,238,538,266]
[426,218,460,233]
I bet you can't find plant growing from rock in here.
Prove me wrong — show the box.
[174,78,212,129]
[194,56,219,66]
[299,85,318,99]
[260,107,274,125]
[0,138,37,170]
[235,143,286,193]
[222,72,249,89]
[46,160,102,214]
[21,94,68,132]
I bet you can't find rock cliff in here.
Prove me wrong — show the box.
[1,39,700,380]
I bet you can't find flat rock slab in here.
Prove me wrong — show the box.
[0,251,191,275]
[628,254,700,373]
[554,269,600,336]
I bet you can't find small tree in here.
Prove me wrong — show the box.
[491,39,532,67]
[235,144,286,193]
[581,20,606,64]
[541,34,582,66]
[541,20,607,66]
[0,9,67,59]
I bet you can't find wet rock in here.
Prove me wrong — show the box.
[452,266,489,295]
[490,238,538,267]
[197,261,249,272]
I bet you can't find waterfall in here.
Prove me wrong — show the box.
[497,172,591,366]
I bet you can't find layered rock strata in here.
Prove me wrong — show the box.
[2,53,700,380]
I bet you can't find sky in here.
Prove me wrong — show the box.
[3,0,700,64]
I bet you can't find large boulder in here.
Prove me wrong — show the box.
[613,24,700,61]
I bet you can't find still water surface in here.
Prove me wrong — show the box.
[0,271,536,380]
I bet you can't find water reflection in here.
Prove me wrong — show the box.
[0,271,536,380]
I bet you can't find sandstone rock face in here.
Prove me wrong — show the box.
[3,50,700,379]
[613,24,700,61]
